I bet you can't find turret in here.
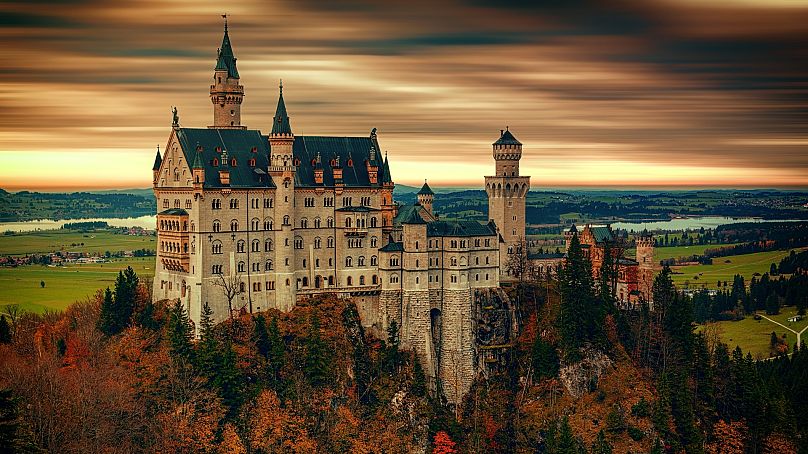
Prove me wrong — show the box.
[209,18,245,129]
[314,152,324,185]
[635,234,655,267]
[192,146,205,195]
[493,126,522,177]
[417,180,434,216]
[218,149,230,186]
[366,128,380,184]
[152,145,162,186]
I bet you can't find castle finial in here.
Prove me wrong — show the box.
[171,106,179,128]
[222,13,228,32]
[279,79,283,95]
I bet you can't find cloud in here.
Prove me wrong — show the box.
[0,0,807,189]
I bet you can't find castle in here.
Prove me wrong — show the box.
[152,23,652,402]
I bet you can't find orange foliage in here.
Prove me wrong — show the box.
[762,433,796,454]
[433,431,457,454]
[705,420,746,454]
[244,390,316,453]
[218,423,246,454]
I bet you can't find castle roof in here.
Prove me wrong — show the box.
[174,128,388,189]
[588,225,615,243]
[380,153,393,184]
[418,181,434,196]
[271,83,292,135]
[159,208,188,216]
[214,24,239,79]
[618,258,639,266]
[493,128,521,146]
[426,220,496,238]
[400,207,427,225]
[152,147,162,171]
[379,240,404,252]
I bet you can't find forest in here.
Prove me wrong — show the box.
[0,233,806,452]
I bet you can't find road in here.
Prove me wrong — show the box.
[758,314,808,350]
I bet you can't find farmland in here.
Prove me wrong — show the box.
[0,230,155,255]
[670,248,802,290]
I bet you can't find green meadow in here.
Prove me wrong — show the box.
[670,248,801,290]
[702,307,808,359]
[0,230,156,313]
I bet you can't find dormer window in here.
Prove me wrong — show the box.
[215,146,222,153]
[196,145,203,152]
[330,159,336,167]
[230,158,237,166]
[311,159,317,166]
[212,158,219,166]
[347,159,353,167]
[248,158,256,167]
[251,147,257,153]
[293,158,300,166]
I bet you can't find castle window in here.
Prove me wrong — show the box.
[415,241,419,250]
[252,262,260,272]
[451,275,457,283]
[285,258,289,266]
[230,199,239,209]
[240,282,246,292]
[475,257,479,265]
[213,220,221,232]
[248,158,256,167]
[283,215,290,226]
[302,259,307,268]
[302,277,308,287]
[212,158,219,167]
[485,273,489,280]
[370,255,378,266]
[212,265,223,274]
[390,274,399,284]
[390,256,399,267]
[345,218,352,228]
[251,218,260,230]
[230,158,237,167]
[264,219,273,230]
[265,260,273,271]
[265,239,273,251]
[267,281,275,290]
[294,237,303,249]
[451,257,457,266]
[358,256,365,266]
[238,261,245,273]
[346,257,353,267]
[415,276,419,284]
[253,282,261,292]
[300,218,308,229]
[185,200,192,209]
[211,241,222,254]
[212,199,221,210]
[237,240,245,253]
[163,199,169,209]
[315,258,320,268]
[359,275,365,285]
[372,275,378,285]
[486,257,490,265]
[327,217,334,228]
[370,236,377,248]
[370,217,377,228]
[251,239,260,252]
[314,237,322,249]
[314,217,321,228]
[475,274,479,281]
[347,276,353,286]
[327,237,335,248]
[264,198,273,208]
[231,220,239,231]
[286,279,290,286]
[328,258,333,267]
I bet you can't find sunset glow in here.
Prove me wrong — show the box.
[1,0,807,190]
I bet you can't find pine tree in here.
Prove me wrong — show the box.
[412,355,427,397]
[0,315,11,344]
[253,314,270,358]
[97,287,117,335]
[267,316,285,385]
[765,293,780,315]
[385,320,401,373]
[166,299,194,363]
[559,233,603,359]
[554,416,581,454]
[196,302,217,376]
[531,335,559,381]
[590,429,613,454]
[304,313,330,387]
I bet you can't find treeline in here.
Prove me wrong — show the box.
[62,221,108,230]
[689,270,808,323]
[716,221,808,248]
[0,191,154,222]
[777,249,808,274]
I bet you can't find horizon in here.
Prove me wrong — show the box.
[2,1,808,188]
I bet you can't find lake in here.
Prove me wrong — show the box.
[0,215,157,233]
[612,216,801,232]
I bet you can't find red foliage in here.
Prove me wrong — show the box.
[433,431,457,454]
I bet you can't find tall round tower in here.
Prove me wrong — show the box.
[635,235,656,302]
[209,19,245,129]
[484,127,530,278]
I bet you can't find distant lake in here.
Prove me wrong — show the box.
[612,216,802,232]
[0,215,157,233]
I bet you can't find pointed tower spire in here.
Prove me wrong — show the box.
[210,17,245,129]
[152,145,162,171]
[271,79,292,135]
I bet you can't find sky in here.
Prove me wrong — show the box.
[1,0,808,190]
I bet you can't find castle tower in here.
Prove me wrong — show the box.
[635,234,656,301]
[268,81,296,310]
[152,145,162,187]
[380,152,396,232]
[484,127,530,278]
[417,180,435,216]
[209,19,245,129]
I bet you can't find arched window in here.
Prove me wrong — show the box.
[252,239,260,252]
[359,275,365,285]
[345,256,353,267]
[370,236,378,248]
[237,240,245,253]
[264,218,273,230]
[231,220,238,231]
[265,260,273,271]
[451,257,458,266]
[251,218,260,230]
[327,217,334,228]
[212,220,221,232]
[370,255,378,266]
[370,217,377,228]
[347,276,353,286]
[345,217,352,228]
[265,239,273,251]
[372,275,378,285]
[238,261,245,273]
[300,218,308,229]
[239,282,246,292]
[327,237,335,248]
[283,215,290,226]
[314,237,322,249]
[314,217,321,228]
[294,236,303,249]
[358,256,365,266]
[212,241,223,254]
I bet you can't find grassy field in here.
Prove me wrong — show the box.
[0,230,155,256]
[670,248,802,290]
[0,257,155,313]
[702,307,808,359]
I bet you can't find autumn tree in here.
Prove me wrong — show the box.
[705,419,746,454]
[432,430,457,454]
[590,429,613,454]
[212,272,244,326]
[505,237,532,283]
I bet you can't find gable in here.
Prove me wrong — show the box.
[157,130,193,188]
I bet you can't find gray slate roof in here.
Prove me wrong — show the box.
[426,220,496,238]
[174,128,385,189]
[493,128,521,146]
